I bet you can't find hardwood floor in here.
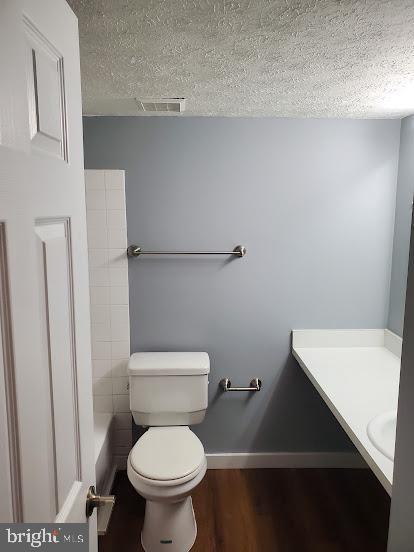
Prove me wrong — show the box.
[99,469,390,552]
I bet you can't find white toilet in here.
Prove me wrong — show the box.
[127,352,210,552]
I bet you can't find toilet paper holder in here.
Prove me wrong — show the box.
[219,378,262,392]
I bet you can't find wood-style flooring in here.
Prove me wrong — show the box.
[99,469,390,552]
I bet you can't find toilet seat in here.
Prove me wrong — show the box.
[130,458,206,488]
[127,427,207,503]
[129,426,205,483]
[128,454,207,504]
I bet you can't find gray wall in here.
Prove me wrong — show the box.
[388,115,414,336]
[83,117,400,454]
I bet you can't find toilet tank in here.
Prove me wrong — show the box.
[128,352,210,426]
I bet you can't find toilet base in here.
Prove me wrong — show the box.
[141,496,197,552]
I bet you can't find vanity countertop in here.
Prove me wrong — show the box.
[292,329,401,495]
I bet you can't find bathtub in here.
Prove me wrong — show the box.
[94,413,116,494]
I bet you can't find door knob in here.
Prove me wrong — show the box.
[86,486,116,535]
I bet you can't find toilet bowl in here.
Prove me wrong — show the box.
[127,352,210,552]
[127,426,207,552]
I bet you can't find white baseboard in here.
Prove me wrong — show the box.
[111,452,366,473]
[206,452,367,469]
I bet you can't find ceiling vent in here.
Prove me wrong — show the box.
[135,98,186,113]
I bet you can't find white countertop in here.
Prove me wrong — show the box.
[292,329,401,495]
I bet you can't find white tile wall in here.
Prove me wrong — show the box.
[86,170,132,459]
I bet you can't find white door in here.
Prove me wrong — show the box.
[0,0,96,548]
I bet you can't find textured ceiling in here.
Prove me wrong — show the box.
[68,0,414,118]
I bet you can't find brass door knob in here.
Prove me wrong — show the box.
[86,486,115,518]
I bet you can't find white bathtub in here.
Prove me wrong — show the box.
[94,413,116,494]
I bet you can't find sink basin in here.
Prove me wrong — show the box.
[367,410,397,461]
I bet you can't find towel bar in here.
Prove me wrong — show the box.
[127,244,246,258]
[219,378,262,392]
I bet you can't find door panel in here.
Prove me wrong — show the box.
[24,17,67,159]
[35,220,81,513]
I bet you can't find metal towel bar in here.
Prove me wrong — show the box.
[220,378,262,392]
[127,244,246,258]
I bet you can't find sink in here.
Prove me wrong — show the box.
[367,410,397,461]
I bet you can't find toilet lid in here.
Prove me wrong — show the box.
[130,427,205,481]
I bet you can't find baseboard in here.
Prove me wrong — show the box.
[105,452,366,476]
[101,463,118,495]
[206,452,367,469]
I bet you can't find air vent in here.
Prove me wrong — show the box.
[135,98,186,113]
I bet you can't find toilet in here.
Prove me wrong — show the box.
[127,352,210,552]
